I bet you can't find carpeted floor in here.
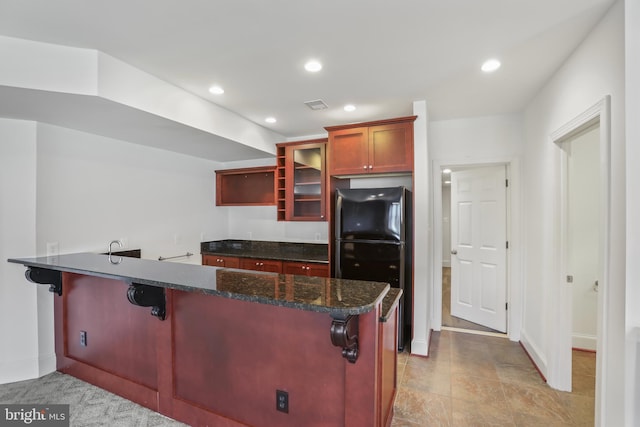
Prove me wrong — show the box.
[0,372,186,427]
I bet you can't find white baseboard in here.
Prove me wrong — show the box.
[572,333,597,351]
[0,357,39,385]
[39,352,56,376]
[411,333,430,356]
[520,330,547,379]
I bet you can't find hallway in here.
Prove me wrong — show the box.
[392,331,595,426]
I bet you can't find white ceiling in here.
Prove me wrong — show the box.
[0,0,615,150]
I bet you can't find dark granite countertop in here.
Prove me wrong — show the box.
[201,240,328,263]
[380,288,402,322]
[8,253,386,316]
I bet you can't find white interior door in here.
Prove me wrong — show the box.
[450,165,507,332]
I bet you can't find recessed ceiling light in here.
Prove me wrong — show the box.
[442,168,452,174]
[265,117,277,124]
[304,60,322,72]
[208,85,224,95]
[344,104,356,112]
[481,59,501,73]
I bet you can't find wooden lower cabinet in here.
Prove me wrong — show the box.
[239,258,283,273]
[202,254,240,268]
[282,261,329,278]
[53,272,396,427]
[203,255,329,278]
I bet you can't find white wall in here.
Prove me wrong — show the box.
[429,114,523,162]
[35,123,229,262]
[0,119,39,383]
[625,0,640,425]
[226,206,328,243]
[521,2,624,425]
[411,100,430,356]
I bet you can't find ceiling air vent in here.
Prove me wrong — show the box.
[304,99,328,111]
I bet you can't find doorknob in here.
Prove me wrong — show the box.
[451,249,457,255]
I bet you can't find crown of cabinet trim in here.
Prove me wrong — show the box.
[323,115,417,132]
[215,166,276,206]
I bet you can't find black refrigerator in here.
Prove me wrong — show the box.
[334,186,412,350]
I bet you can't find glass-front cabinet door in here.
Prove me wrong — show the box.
[285,141,326,221]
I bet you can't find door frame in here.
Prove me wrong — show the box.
[431,157,522,340]
[550,96,610,423]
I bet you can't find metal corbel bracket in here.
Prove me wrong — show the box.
[25,267,62,296]
[127,283,166,320]
[330,314,359,363]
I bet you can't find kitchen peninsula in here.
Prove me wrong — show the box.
[8,253,401,427]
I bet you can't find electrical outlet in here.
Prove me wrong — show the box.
[46,242,59,258]
[80,331,87,347]
[276,390,288,413]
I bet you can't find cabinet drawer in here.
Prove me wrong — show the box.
[239,258,283,273]
[202,255,240,268]
[283,261,329,278]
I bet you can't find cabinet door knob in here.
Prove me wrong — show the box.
[363,165,367,170]
[368,165,373,169]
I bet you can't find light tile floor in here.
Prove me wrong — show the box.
[391,330,596,426]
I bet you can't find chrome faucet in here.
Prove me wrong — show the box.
[108,240,123,256]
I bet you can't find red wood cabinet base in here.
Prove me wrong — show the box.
[54,272,397,427]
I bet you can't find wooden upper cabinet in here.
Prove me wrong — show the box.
[215,166,276,206]
[326,116,416,176]
[326,127,369,176]
[276,139,327,221]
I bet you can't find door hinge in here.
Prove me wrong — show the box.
[505,302,508,310]
[506,179,509,187]
[506,241,509,249]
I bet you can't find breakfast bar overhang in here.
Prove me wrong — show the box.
[8,253,401,427]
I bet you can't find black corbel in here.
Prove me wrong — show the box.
[126,283,166,320]
[24,267,62,296]
[330,314,359,363]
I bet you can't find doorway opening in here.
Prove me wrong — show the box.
[551,96,610,424]
[565,123,599,421]
[435,162,513,337]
